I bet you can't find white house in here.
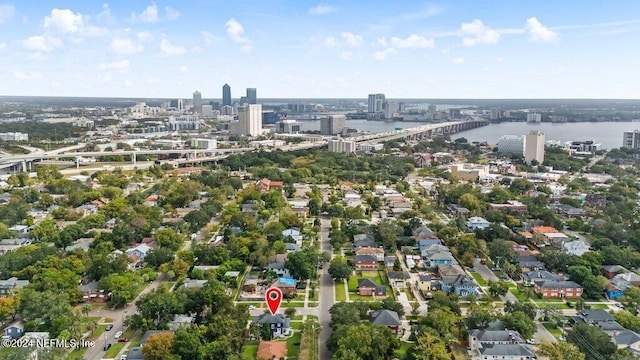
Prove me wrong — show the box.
[282,228,303,246]
[125,243,152,261]
[466,217,490,230]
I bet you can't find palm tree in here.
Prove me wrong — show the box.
[81,304,93,317]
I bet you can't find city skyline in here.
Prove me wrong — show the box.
[1,1,640,98]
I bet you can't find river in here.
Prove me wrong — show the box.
[300,119,640,150]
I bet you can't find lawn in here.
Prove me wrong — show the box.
[286,332,302,358]
[542,322,563,338]
[104,342,126,358]
[590,303,609,310]
[335,281,346,302]
[291,321,303,330]
[471,272,487,286]
[509,287,527,302]
[242,344,258,360]
[281,302,305,308]
[393,341,413,358]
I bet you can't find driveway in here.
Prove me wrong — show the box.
[534,322,556,344]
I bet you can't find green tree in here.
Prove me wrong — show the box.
[567,323,617,360]
[538,341,585,360]
[142,332,176,360]
[613,310,640,332]
[155,228,185,251]
[501,310,536,339]
[410,330,450,360]
[330,322,399,360]
[488,281,509,297]
[621,287,640,315]
[328,257,352,282]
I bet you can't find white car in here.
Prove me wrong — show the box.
[248,305,256,310]
[114,331,123,339]
[526,339,536,344]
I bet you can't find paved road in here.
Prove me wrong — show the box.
[318,216,334,360]
[83,278,163,360]
[472,259,519,304]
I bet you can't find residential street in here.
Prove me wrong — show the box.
[83,277,163,360]
[318,216,334,360]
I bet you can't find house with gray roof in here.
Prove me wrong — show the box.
[468,329,524,351]
[478,344,537,359]
[522,270,563,287]
[613,330,640,354]
[254,313,291,338]
[370,309,401,334]
[579,309,615,324]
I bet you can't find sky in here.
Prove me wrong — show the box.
[1,1,640,99]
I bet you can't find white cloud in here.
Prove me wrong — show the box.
[99,72,113,83]
[308,4,338,15]
[14,71,42,80]
[0,42,5,50]
[179,65,189,73]
[324,36,336,47]
[459,19,500,46]
[374,47,395,60]
[110,38,143,54]
[526,17,559,43]
[124,79,132,87]
[0,4,15,23]
[27,52,46,61]
[159,38,186,56]
[340,51,353,60]
[147,76,161,84]
[377,37,388,47]
[131,4,159,23]
[99,60,130,71]
[496,57,505,63]
[341,32,363,47]
[452,57,465,64]
[43,9,84,34]
[165,6,180,21]
[137,31,154,42]
[225,18,252,52]
[200,31,218,44]
[22,35,62,52]
[390,34,435,48]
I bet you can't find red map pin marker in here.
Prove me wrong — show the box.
[265,287,283,315]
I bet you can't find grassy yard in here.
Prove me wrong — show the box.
[542,322,563,338]
[291,321,303,330]
[335,282,346,302]
[281,302,305,308]
[242,344,258,360]
[286,332,302,359]
[394,341,413,359]
[589,303,609,310]
[104,327,136,358]
[471,272,487,286]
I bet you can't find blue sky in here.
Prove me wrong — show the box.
[1,1,639,99]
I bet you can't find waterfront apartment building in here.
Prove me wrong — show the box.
[527,113,542,123]
[623,130,640,150]
[238,104,262,136]
[359,143,384,152]
[497,135,525,155]
[320,115,346,135]
[524,131,545,164]
[367,94,385,113]
[565,140,600,154]
[168,115,199,131]
[328,138,356,153]
[222,84,231,106]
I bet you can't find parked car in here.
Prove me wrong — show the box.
[615,302,624,308]
[526,339,537,344]
[118,338,129,343]
[248,305,256,310]
[103,343,112,351]
[105,324,113,331]
[114,331,122,339]
[120,356,128,360]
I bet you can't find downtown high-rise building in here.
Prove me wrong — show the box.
[623,130,640,150]
[222,84,231,107]
[524,131,545,164]
[238,104,262,136]
[246,88,257,104]
[192,90,202,113]
[367,94,385,113]
[320,115,346,135]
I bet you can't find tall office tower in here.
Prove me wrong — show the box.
[384,101,398,119]
[222,83,231,106]
[320,115,346,135]
[623,130,640,149]
[524,131,545,164]
[238,104,262,136]
[247,88,257,104]
[449,108,461,119]
[427,104,436,114]
[192,91,202,113]
[367,94,385,113]
[527,113,542,123]
[497,135,525,155]
[177,99,184,111]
